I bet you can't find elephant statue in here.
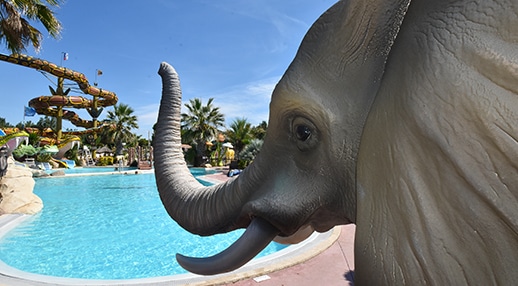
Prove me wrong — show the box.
[153,0,518,284]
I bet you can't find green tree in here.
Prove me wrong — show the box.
[15,120,35,129]
[251,120,268,140]
[106,103,138,156]
[0,117,12,128]
[35,115,56,130]
[0,0,62,53]
[64,143,79,165]
[181,98,225,167]
[225,117,252,161]
[137,137,149,147]
[93,120,114,148]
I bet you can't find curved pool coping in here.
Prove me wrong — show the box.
[0,214,340,285]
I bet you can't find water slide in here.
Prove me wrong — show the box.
[2,128,76,168]
[38,134,80,160]
[49,157,67,168]
[0,53,118,129]
[54,138,81,159]
[5,126,82,155]
[0,129,29,156]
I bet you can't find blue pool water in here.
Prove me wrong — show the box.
[0,171,285,279]
[47,166,138,174]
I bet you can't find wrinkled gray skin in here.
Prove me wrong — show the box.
[154,0,518,284]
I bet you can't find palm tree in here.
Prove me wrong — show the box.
[35,115,56,130]
[181,98,225,166]
[0,0,62,53]
[106,103,138,156]
[225,117,252,161]
[251,120,268,140]
[0,117,12,128]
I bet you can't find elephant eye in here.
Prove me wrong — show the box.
[295,125,311,141]
[291,116,318,152]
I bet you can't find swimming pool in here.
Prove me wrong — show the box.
[0,171,286,280]
[46,166,138,174]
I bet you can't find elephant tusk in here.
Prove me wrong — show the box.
[176,217,280,275]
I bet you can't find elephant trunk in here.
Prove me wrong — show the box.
[154,62,248,235]
[154,62,280,274]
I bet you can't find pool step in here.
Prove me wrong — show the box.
[0,214,30,237]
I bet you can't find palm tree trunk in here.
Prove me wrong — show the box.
[194,141,207,167]
[115,140,124,156]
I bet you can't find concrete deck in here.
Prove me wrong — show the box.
[225,224,355,286]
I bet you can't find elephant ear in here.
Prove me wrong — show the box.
[356,0,518,285]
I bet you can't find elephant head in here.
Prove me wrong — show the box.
[154,0,518,284]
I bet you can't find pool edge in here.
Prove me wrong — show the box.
[0,214,340,285]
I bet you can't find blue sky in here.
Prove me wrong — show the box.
[0,0,336,137]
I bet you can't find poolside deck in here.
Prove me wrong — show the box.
[222,224,355,286]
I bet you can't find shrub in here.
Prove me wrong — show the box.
[238,139,263,168]
[97,156,114,166]
[36,153,52,163]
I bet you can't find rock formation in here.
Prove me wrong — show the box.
[0,157,43,215]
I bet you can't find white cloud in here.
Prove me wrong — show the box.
[200,76,278,127]
[206,1,311,54]
[134,76,279,137]
[134,103,160,137]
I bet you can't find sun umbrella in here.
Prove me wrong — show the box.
[96,146,112,154]
[222,142,233,148]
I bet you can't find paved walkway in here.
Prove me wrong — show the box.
[226,224,355,286]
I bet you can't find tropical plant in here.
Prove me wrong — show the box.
[0,117,12,128]
[27,131,39,146]
[0,0,62,53]
[91,121,114,148]
[35,152,51,163]
[80,132,95,146]
[238,138,263,168]
[106,103,138,155]
[35,115,56,130]
[251,120,268,140]
[181,98,225,167]
[225,117,252,161]
[208,134,226,167]
[15,120,35,129]
[137,137,149,147]
[64,144,80,166]
[97,156,113,166]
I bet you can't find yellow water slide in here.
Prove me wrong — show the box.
[0,130,29,156]
[0,53,118,129]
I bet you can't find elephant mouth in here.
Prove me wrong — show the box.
[176,217,280,275]
[273,224,315,244]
